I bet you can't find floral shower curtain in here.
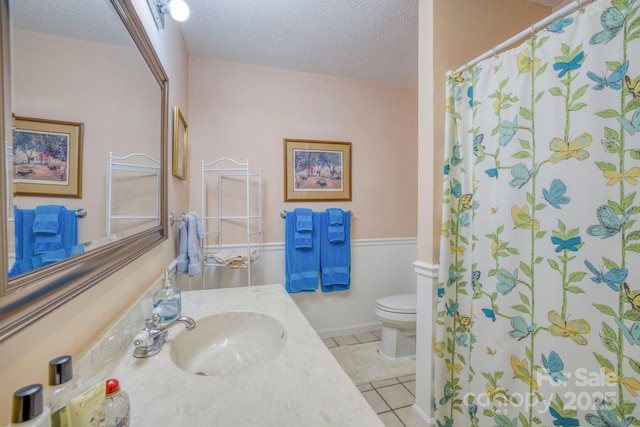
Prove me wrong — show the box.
[435,1,640,426]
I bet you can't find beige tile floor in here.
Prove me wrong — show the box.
[324,331,421,427]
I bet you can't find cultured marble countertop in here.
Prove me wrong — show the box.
[110,284,384,426]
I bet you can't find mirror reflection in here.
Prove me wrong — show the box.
[6,0,162,282]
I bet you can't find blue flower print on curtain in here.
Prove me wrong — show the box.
[434,1,640,426]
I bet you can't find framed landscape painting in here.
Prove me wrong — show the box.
[284,138,352,201]
[12,116,83,198]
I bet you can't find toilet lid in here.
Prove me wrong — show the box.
[376,294,416,314]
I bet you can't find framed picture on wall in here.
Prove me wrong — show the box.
[12,116,84,198]
[284,138,352,201]
[173,106,188,180]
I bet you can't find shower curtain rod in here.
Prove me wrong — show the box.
[455,0,596,73]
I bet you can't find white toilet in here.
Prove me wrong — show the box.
[374,293,417,361]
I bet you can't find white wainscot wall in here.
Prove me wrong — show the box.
[177,238,417,337]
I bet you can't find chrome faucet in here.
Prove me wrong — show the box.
[133,312,196,358]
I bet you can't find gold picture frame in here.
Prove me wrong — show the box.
[172,106,188,180]
[284,138,352,202]
[12,116,83,198]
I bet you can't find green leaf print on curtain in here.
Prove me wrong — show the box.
[435,1,640,426]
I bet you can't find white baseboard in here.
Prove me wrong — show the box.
[316,321,382,339]
[412,404,436,426]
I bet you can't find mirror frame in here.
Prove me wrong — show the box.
[0,0,169,342]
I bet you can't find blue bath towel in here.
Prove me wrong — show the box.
[9,257,44,278]
[294,208,313,248]
[17,208,36,261]
[326,208,345,243]
[62,209,81,255]
[10,205,81,277]
[285,211,320,293]
[320,210,351,292]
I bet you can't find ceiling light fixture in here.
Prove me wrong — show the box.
[147,0,190,30]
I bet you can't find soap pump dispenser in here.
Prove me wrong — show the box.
[152,268,181,322]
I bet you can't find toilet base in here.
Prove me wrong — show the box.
[377,324,416,361]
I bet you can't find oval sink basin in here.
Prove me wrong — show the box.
[169,311,287,376]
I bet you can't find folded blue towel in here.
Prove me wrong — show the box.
[327,208,343,225]
[33,213,59,235]
[285,211,320,293]
[41,249,68,265]
[33,205,63,234]
[293,208,314,248]
[295,208,313,231]
[320,211,351,292]
[294,233,312,249]
[326,208,345,243]
[34,234,63,254]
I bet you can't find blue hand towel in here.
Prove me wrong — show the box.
[33,205,63,234]
[294,208,313,248]
[320,210,351,292]
[327,208,343,225]
[34,206,67,254]
[34,234,63,254]
[326,208,345,243]
[41,249,68,265]
[285,211,320,293]
[295,208,313,231]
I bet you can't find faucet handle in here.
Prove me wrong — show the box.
[133,330,152,348]
[144,318,156,330]
[143,308,162,329]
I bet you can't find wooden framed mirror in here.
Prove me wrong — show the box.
[0,0,169,342]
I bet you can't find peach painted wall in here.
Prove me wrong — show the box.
[0,0,188,422]
[417,0,552,263]
[187,58,418,243]
[11,29,160,242]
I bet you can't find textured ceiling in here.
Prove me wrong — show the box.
[11,0,134,47]
[182,0,419,89]
[11,0,568,90]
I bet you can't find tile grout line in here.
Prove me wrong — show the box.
[325,331,416,427]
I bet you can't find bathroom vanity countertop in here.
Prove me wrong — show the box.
[110,284,384,427]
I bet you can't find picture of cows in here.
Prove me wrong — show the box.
[13,129,69,184]
[293,149,343,191]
